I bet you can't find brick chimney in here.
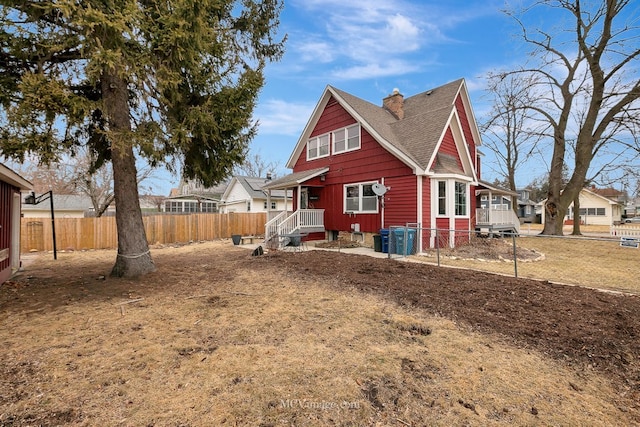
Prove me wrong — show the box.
[383,88,404,120]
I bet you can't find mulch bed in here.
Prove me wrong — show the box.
[250,250,640,412]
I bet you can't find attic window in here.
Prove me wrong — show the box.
[333,124,360,154]
[307,134,330,160]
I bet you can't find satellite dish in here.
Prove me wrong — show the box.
[371,183,388,196]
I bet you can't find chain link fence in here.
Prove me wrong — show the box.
[382,224,637,292]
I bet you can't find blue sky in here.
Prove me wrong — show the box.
[157,0,529,194]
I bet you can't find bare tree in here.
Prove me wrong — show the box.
[504,0,640,235]
[71,151,156,217]
[234,152,280,178]
[481,73,548,213]
[3,157,76,195]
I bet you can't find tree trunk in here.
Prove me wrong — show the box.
[101,70,156,277]
[571,194,582,235]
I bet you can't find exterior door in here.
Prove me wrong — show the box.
[300,188,309,209]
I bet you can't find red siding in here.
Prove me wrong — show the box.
[383,175,417,228]
[0,180,15,283]
[293,99,416,234]
[455,95,478,171]
[439,128,463,170]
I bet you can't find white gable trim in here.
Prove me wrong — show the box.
[220,177,241,203]
[286,86,423,173]
[423,109,477,181]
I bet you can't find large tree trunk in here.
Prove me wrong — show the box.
[101,70,156,277]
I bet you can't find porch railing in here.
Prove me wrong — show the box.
[277,209,325,235]
[476,208,520,233]
[264,211,287,245]
[264,209,325,248]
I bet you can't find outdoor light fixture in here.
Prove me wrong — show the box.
[24,190,57,260]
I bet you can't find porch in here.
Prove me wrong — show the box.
[475,181,520,235]
[475,208,520,235]
[262,167,329,249]
[264,209,325,249]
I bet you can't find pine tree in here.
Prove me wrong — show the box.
[0,0,284,276]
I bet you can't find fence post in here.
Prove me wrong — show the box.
[435,228,440,267]
[512,233,518,278]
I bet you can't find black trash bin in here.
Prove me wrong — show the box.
[373,234,382,252]
[232,234,241,245]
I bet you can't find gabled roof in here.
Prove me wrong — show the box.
[221,175,292,200]
[21,194,93,211]
[262,167,329,190]
[286,78,480,178]
[580,188,623,206]
[0,163,32,190]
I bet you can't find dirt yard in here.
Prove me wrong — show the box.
[1,241,639,426]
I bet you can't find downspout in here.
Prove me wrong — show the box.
[417,175,423,253]
[381,177,385,231]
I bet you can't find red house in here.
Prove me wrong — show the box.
[263,79,518,251]
[0,163,32,284]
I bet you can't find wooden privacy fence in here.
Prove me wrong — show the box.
[21,212,267,253]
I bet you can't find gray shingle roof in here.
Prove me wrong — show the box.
[330,78,465,171]
[262,167,329,190]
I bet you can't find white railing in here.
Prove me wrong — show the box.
[298,209,324,231]
[476,208,520,233]
[265,211,287,244]
[264,209,325,248]
[610,225,640,237]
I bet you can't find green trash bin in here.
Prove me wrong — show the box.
[393,228,416,255]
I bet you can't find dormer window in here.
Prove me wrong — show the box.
[333,124,360,154]
[307,133,330,160]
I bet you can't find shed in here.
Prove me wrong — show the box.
[0,163,33,284]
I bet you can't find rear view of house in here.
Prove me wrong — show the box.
[263,79,517,251]
[0,163,32,284]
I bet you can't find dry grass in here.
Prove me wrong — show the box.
[416,233,638,295]
[0,241,636,426]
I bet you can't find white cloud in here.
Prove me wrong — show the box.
[285,0,489,81]
[331,60,421,80]
[254,99,316,136]
[295,40,335,63]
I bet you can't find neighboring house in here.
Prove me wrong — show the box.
[1,163,32,284]
[624,199,639,218]
[163,179,228,213]
[540,187,623,225]
[263,79,518,250]
[516,188,538,223]
[21,194,95,218]
[219,176,292,213]
[589,185,627,204]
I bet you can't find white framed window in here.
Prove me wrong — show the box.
[455,182,467,216]
[263,201,277,210]
[307,133,330,160]
[333,124,360,154]
[344,182,378,213]
[437,181,447,215]
[435,180,469,217]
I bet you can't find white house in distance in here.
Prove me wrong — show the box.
[1,163,32,284]
[219,176,292,213]
[541,187,623,226]
[21,194,97,218]
[163,179,228,213]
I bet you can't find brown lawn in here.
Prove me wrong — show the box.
[1,240,638,426]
